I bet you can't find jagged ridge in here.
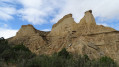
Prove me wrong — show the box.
[8,10,119,63]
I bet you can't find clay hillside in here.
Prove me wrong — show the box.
[8,10,119,63]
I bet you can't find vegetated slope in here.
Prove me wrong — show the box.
[0,38,118,67]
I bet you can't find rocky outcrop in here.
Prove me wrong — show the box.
[48,14,77,36]
[16,24,37,37]
[8,24,49,54]
[8,10,119,63]
[77,10,115,35]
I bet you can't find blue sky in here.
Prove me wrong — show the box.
[0,0,119,38]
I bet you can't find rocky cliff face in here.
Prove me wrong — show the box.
[49,14,77,36]
[8,10,119,63]
[8,24,50,54]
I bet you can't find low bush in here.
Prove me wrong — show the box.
[12,44,31,52]
[0,37,10,54]
[58,48,71,59]
[0,38,35,64]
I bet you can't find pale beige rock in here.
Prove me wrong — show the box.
[48,14,78,36]
[8,10,119,63]
[77,10,115,35]
[16,24,37,37]
[8,24,49,54]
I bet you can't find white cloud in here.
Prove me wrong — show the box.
[0,28,18,39]
[0,7,16,20]
[0,0,119,27]
[0,0,16,20]
[18,8,47,24]
[0,23,18,39]
[0,23,9,28]
[1,0,14,2]
[97,23,108,27]
[1,0,119,24]
[18,0,65,25]
[52,0,119,23]
[0,0,119,38]
[41,29,51,31]
[17,0,119,24]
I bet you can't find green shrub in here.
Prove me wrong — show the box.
[25,55,50,67]
[0,37,10,54]
[12,44,35,61]
[24,48,118,67]
[12,44,30,52]
[1,49,17,62]
[0,39,35,64]
[99,56,114,63]
[17,51,35,62]
[97,56,117,67]
[0,37,5,42]
[58,48,70,59]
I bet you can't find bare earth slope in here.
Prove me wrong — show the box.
[8,10,119,63]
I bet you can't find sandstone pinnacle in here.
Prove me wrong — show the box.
[16,24,37,37]
[84,10,96,25]
[52,13,73,28]
[49,13,77,36]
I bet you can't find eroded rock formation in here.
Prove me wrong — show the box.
[8,10,119,63]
